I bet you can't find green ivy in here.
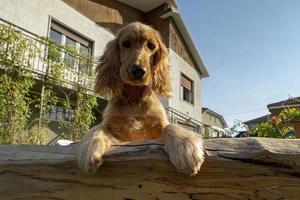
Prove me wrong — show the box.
[0,24,37,144]
[0,23,98,144]
[0,75,34,143]
[68,87,97,141]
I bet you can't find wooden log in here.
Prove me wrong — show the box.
[0,138,300,200]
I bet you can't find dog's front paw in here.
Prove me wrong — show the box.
[165,135,205,176]
[163,125,205,176]
[77,138,105,174]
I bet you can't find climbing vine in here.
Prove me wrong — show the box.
[68,87,97,141]
[42,37,97,142]
[0,24,38,144]
[0,23,98,144]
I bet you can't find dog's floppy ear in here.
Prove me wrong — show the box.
[94,39,120,97]
[151,36,172,97]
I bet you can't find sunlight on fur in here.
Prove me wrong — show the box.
[78,22,205,176]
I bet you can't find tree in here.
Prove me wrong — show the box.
[229,119,248,137]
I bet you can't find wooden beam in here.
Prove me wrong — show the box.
[0,138,300,200]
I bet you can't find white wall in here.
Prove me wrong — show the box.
[168,49,202,121]
[0,1,203,122]
[0,0,114,57]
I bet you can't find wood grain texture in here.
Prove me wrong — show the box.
[63,0,145,33]
[1,138,300,200]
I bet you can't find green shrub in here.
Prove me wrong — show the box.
[249,108,300,139]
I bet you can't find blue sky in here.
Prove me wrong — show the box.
[177,0,300,126]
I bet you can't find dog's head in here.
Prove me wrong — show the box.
[94,22,172,97]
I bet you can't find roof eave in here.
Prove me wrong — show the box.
[160,7,209,78]
[117,0,165,12]
[268,104,300,110]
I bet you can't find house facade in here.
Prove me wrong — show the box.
[267,97,300,115]
[244,114,270,130]
[268,97,300,138]
[0,0,208,137]
[245,97,300,138]
[201,108,228,138]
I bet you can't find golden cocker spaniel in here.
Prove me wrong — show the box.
[78,22,205,176]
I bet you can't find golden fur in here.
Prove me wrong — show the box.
[94,22,171,97]
[78,22,205,175]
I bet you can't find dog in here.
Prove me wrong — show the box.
[78,22,205,176]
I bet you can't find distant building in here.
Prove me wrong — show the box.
[244,114,270,130]
[268,97,300,138]
[267,97,300,115]
[244,97,300,138]
[202,108,228,138]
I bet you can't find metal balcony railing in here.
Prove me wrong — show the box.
[166,106,204,134]
[0,18,95,90]
[0,18,205,134]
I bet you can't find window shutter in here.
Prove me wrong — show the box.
[180,75,192,91]
[51,21,91,47]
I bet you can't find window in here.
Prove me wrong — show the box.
[45,105,74,122]
[49,29,62,44]
[180,74,194,104]
[64,36,76,68]
[49,29,62,62]
[49,20,93,74]
[79,44,92,74]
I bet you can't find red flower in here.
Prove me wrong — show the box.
[271,116,278,123]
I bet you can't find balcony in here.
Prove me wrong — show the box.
[0,18,205,136]
[166,106,204,133]
[0,18,96,90]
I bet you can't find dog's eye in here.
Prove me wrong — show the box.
[122,40,131,48]
[147,42,155,50]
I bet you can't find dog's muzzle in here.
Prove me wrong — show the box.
[131,65,146,80]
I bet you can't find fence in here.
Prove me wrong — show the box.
[0,18,205,138]
[0,18,95,90]
[166,106,204,134]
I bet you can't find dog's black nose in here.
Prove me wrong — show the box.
[131,65,146,80]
